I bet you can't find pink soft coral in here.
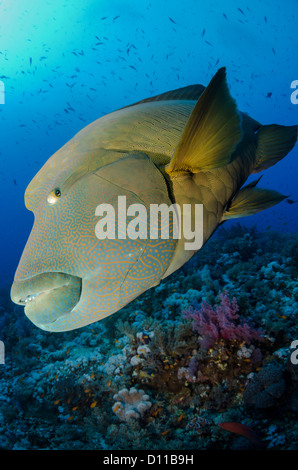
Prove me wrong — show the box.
[183,292,263,350]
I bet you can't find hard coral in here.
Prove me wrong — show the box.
[183,292,264,350]
[112,388,152,422]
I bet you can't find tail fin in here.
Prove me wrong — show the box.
[253,124,298,173]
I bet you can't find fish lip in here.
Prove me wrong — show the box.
[19,289,53,305]
[11,271,82,306]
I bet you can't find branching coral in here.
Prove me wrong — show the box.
[183,292,264,350]
[149,321,196,357]
[112,388,152,421]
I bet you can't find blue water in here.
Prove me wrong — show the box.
[0,0,297,452]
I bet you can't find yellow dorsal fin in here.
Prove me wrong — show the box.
[121,84,206,109]
[166,67,242,175]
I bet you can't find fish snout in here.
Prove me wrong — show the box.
[11,272,82,330]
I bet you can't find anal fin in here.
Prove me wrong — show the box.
[222,184,287,220]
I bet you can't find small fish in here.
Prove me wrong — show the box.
[29,57,32,66]
[152,407,162,417]
[168,17,176,24]
[66,102,75,111]
[266,92,272,98]
[219,422,263,446]
[237,7,245,15]
[286,198,297,204]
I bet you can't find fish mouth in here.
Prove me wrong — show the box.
[11,272,82,329]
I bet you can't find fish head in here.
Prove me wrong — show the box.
[10,134,177,332]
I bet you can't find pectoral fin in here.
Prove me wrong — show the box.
[222,184,287,220]
[166,67,242,176]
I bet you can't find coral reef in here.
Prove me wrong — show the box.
[0,225,297,450]
[112,388,152,421]
[243,364,286,408]
[183,292,264,350]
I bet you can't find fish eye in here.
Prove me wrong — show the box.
[47,188,62,204]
